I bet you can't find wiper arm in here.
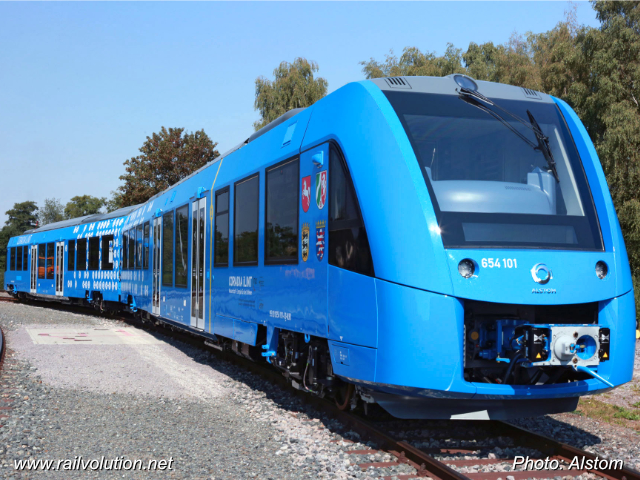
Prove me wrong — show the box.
[458,87,560,182]
[527,110,560,182]
[460,96,538,150]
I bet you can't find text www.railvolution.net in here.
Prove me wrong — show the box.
[14,456,174,471]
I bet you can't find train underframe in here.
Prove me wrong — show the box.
[7,288,617,418]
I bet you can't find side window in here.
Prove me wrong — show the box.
[101,235,113,270]
[328,145,374,276]
[10,247,16,271]
[23,246,28,271]
[122,231,128,270]
[38,244,46,279]
[77,239,87,271]
[234,174,259,266]
[68,240,76,271]
[143,222,150,269]
[265,158,298,264]
[128,229,135,270]
[214,188,229,267]
[46,242,54,279]
[89,237,100,270]
[136,225,143,269]
[162,211,174,286]
[175,205,189,287]
[16,246,23,271]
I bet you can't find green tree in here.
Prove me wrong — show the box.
[64,195,106,219]
[105,192,123,213]
[38,198,64,226]
[116,127,219,207]
[0,201,38,289]
[254,58,328,131]
[361,44,465,79]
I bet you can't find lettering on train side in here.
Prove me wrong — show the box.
[229,276,253,287]
[228,276,255,295]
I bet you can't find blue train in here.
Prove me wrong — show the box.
[5,75,636,419]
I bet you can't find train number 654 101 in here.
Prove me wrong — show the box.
[481,258,518,269]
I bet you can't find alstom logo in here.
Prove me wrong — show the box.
[531,263,552,285]
[532,288,557,294]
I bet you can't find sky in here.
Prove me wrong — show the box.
[0,1,601,226]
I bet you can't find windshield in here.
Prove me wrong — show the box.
[385,91,603,250]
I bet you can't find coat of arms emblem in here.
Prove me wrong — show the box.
[301,176,311,213]
[316,221,325,261]
[301,223,310,262]
[315,171,327,209]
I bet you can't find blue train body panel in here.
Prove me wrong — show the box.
[5,74,636,419]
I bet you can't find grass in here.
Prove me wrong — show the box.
[575,398,640,430]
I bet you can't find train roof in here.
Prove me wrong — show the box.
[24,204,142,234]
[369,75,553,103]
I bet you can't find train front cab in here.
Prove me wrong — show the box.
[307,77,636,419]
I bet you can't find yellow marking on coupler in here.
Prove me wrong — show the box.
[603,352,608,358]
[208,158,224,334]
[536,353,542,359]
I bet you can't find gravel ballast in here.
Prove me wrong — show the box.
[0,301,638,479]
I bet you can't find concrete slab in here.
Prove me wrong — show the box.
[25,327,162,345]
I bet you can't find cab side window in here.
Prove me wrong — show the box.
[328,145,374,276]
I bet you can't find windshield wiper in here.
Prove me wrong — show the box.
[526,110,560,182]
[458,87,560,182]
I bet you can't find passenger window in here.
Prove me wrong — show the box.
[122,231,128,270]
[234,174,259,266]
[136,225,143,269]
[214,188,229,267]
[38,244,45,279]
[89,237,100,270]
[163,211,174,286]
[77,239,87,271]
[128,229,135,270]
[46,242,54,279]
[16,246,23,271]
[68,240,76,271]
[265,158,298,264]
[328,145,374,276]
[23,246,28,271]
[143,222,150,269]
[10,247,16,271]
[101,235,113,270]
[175,205,189,288]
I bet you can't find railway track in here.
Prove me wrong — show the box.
[0,325,5,372]
[0,299,638,480]
[131,316,640,480]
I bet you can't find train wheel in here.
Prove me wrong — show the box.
[334,383,354,410]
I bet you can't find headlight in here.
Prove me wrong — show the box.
[458,259,475,278]
[453,74,478,91]
[596,261,608,279]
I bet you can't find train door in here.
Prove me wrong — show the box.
[54,241,64,296]
[190,197,206,329]
[152,217,161,315]
[30,245,37,293]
